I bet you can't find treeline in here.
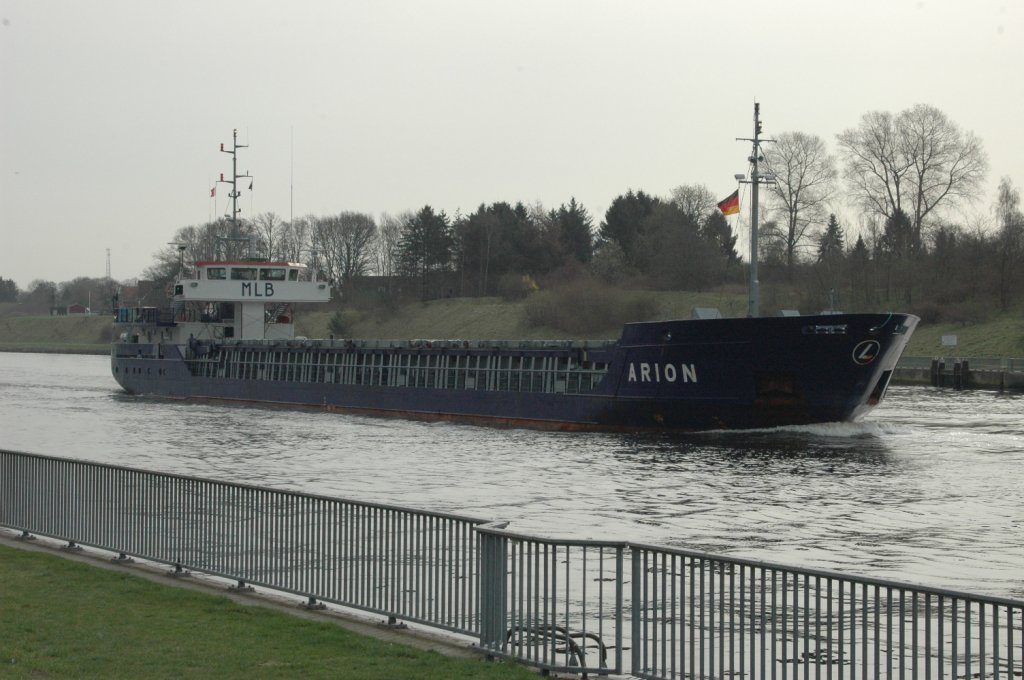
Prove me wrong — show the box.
[140,185,743,304]
[5,104,1023,325]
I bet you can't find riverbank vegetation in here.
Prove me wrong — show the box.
[2,104,1020,357]
[3,294,1022,359]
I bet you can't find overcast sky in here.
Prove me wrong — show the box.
[1,0,1021,288]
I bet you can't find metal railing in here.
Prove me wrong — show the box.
[629,544,1023,680]
[479,524,626,675]
[0,449,486,636]
[2,448,1021,679]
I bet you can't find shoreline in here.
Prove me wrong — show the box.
[0,345,109,355]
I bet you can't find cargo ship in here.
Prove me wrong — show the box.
[110,109,918,431]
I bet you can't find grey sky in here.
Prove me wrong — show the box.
[1,0,1021,288]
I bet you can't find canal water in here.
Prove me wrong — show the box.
[1,352,1021,599]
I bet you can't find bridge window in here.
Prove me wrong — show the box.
[288,269,299,281]
[260,268,286,281]
[230,267,257,280]
[207,267,226,280]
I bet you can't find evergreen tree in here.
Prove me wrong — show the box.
[0,277,18,303]
[551,197,595,263]
[700,211,740,263]
[397,206,454,299]
[598,190,659,266]
[817,214,845,261]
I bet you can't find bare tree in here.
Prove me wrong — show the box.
[308,211,378,286]
[277,215,313,264]
[376,212,406,278]
[251,212,287,260]
[837,105,987,251]
[765,131,838,275]
[668,184,718,225]
[901,104,988,248]
[994,177,1024,310]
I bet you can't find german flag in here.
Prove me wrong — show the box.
[717,189,740,216]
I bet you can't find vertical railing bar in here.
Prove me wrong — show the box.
[843,577,851,680]
[701,557,706,680]
[966,598,973,680]
[991,603,999,680]
[644,549,652,675]
[720,561,726,678]
[709,558,716,680]
[691,556,696,680]
[773,569,778,680]
[925,593,932,680]
[938,596,945,680]
[563,544,570,669]
[670,552,677,678]
[806,574,812,680]
[912,590,919,680]
[683,554,690,679]
[899,589,906,680]
[753,565,759,680]
[875,585,883,680]
[782,571,788,680]
[729,561,736,679]
[953,598,959,680]
[828,577,834,680]
[758,566,765,680]
[979,599,986,680]
[839,578,845,680]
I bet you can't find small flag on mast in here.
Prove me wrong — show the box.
[210,186,216,198]
[717,189,740,216]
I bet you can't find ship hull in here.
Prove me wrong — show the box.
[111,313,917,432]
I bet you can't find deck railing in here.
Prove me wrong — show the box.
[2,448,1021,678]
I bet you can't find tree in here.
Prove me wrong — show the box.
[336,212,378,283]
[765,131,838,276]
[837,105,988,252]
[700,211,740,264]
[878,208,915,302]
[815,214,846,309]
[454,202,548,296]
[0,277,18,302]
[993,177,1024,310]
[376,212,406,277]
[309,212,378,286]
[847,234,873,306]
[635,202,724,290]
[548,197,594,264]
[598,190,659,266]
[19,280,57,313]
[59,277,111,311]
[817,214,845,262]
[276,216,313,264]
[251,212,287,261]
[397,206,454,299]
[668,184,717,226]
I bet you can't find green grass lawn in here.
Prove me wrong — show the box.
[0,544,536,680]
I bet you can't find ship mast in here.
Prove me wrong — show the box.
[217,129,253,259]
[736,103,774,318]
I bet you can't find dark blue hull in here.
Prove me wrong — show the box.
[111,312,917,431]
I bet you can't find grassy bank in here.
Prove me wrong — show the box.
[0,306,110,354]
[0,543,534,680]
[2,295,1021,358]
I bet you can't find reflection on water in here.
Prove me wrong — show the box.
[1,352,1021,599]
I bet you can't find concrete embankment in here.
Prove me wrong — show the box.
[893,356,1024,391]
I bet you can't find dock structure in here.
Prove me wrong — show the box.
[893,356,1024,391]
